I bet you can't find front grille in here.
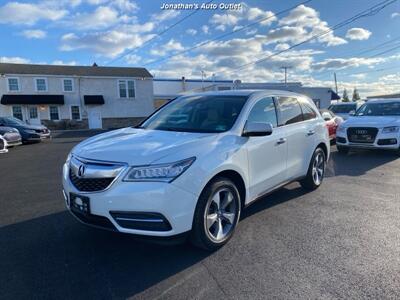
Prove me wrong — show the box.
[0,138,4,149]
[347,127,378,143]
[69,169,114,192]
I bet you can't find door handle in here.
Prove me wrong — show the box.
[276,138,287,145]
[307,130,316,136]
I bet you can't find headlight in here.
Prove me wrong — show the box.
[123,157,196,182]
[382,126,399,133]
[337,125,346,133]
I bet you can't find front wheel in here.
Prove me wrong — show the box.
[190,177,241,251]
[300,147,326,191]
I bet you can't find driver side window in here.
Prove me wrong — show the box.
[247,97,277,127]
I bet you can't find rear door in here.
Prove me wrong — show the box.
[276,96,316,180]
[245,97,288,200]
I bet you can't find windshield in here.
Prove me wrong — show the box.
[4,117,26,126]
[140,95,248,133]
[356,102,400,116]
[329,104,356,114]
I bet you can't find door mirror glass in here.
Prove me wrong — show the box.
[243,122,273,137]
[349,110,355,116]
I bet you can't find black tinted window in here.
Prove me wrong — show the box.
[247,97,277,127]
[329,104,356,113]
[301,102,317,120]
[141,95,248,133]
[278,97,303,125]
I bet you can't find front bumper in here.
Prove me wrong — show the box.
[62,163,198,237]
[336,129,399,150]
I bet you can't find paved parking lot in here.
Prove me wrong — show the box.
[1,134,400,299]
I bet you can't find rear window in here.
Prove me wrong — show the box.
[329,104,356,113]
[277,97,304,125]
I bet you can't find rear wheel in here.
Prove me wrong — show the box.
[191,177,241,251]
[337,145,349,154]
[300,147,326,191]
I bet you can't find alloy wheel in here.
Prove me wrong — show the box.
[204,187,238,242]
[312,152,325,185]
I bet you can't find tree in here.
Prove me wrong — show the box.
[342,89,350,102]
[352,87,361,101]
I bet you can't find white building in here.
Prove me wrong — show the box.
[153,78,339,109]
[0,63,154,129]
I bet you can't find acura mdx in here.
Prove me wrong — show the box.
[62,90,330,250]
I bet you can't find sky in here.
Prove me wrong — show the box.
[0,0,400,97]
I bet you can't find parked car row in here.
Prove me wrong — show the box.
[0,116,51,153]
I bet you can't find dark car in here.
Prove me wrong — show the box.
[0,126,22,147]
[0,117,51,143]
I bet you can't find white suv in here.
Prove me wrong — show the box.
[62,90,330,250]
[336,99,400,155]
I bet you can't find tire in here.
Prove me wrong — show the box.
[300,147,326,191]
[337,145,349,154]
[190,177,241,251]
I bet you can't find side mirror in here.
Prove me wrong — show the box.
[243,122,273,137]
[349,110,355,116]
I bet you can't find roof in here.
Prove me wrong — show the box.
[366,98,400,103]
[188,89,307,98]
[0,63,152,78]
[154,78,233,83]
[367,93,400,99]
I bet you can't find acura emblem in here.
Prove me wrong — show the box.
[77,164,86,178]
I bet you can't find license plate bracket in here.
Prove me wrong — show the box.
[70,193,90,215]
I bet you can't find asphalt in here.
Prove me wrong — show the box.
[0,135,399,299]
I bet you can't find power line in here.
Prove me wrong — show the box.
[105,0,214,66]
[220,0,398,78]
[144,0,314,67]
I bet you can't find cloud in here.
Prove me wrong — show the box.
[279,5,347,46]
[345,28,372,40]
[274,43,290,51]
[0,2,67,25]
[312,57,384,71]
[391,12,400,18]
[60,28,156,57]
[20,29,47,39]
[210,3,275,31]
[201,25,210,34]
[151,10,180,22]
[150,39,184,56]
[51,60,77,65]
[124,54,141,64]
[68,6,121,30]
[186,28,197,36]
[0,56,31,64]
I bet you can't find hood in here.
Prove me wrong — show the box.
[0,126,18,134]
[344,116,400,128]
[72,127,218,165]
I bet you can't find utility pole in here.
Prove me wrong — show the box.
[334,72,338,94]
[281,66,291,84]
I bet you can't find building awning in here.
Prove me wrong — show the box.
[0,94,64,105]
[331,91,340,100]
[84,95,105,105]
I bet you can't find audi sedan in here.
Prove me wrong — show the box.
[336,99,400,154]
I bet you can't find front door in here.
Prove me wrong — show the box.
[245,97,288,201]
[88,108,102,129]
[27,106,41,125]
